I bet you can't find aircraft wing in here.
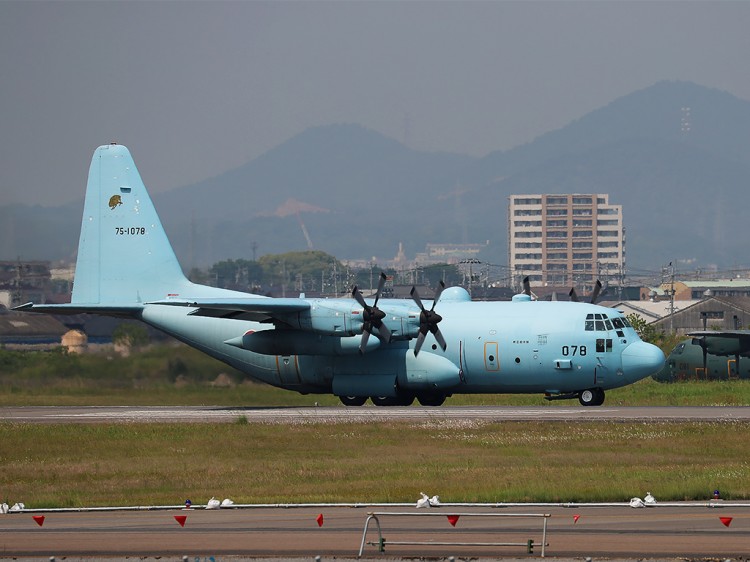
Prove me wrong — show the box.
[687,330,750,338]
[147,297,311,323]
[687,330,750,356]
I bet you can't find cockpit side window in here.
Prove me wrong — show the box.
[585,313,594,331]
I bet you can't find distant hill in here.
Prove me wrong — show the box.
[464,80,750,270]
[4,81,750,273]
[152,123,474,266]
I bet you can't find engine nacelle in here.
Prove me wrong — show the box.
[275,299,421,340]
[225,329,380,356]
[398,352,461,390]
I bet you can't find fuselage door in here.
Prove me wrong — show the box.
[484,342,500,371]
[275,355,302,386]
[588,313,623,386]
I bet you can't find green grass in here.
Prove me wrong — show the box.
[3,344,750,509]
[1,420,747,507]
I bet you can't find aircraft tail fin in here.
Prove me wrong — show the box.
[70,143,192,306]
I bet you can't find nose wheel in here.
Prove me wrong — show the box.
[578,388,605,406]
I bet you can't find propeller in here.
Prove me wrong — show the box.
[522,276,532,297]
[569,280,603,303]
[690,337,709,374]
[352,272,391,354]
[410,281,447,356]
[589,280,603,304]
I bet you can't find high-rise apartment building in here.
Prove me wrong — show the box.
[508,194,624,288]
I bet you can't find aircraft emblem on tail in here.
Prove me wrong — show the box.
[108,195,123,210]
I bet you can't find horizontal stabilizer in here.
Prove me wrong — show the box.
[14,302,143,316]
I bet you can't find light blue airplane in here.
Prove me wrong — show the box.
[17,144,664,406]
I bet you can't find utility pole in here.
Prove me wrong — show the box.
[662,261,676,334]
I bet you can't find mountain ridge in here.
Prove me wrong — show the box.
[4,81,750,274]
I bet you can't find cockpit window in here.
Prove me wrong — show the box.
[674,343,685,355]
[586,313,628,332]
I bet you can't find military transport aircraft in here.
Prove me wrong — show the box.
[654,331,750,382]
[17,144,665,406]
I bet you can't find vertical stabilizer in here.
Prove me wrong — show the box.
[71,144,190,304]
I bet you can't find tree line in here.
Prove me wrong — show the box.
[187,250,462,296]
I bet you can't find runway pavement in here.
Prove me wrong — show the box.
[1,404,750,423]
[1,504,748,559]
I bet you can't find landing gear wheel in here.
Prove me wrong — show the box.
[417,393,446,407]
[339,396,367,406]
[578,388,605,406]
[370,394,415,406]
[397,394,415,406]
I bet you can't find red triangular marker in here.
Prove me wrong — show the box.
[316,513,324,527]
[174,515,187,527]
[447,515,460,527]
[33,515,45,527]
[573,515,580,524]
[720,517,733,527]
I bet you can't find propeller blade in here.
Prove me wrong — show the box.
[373,272,387,306]
[353,274,392,351]
[522,276,531,296]
[352,285,367,309]
[569,287,579,302]
[702,336,708,373]
[358,328,371,354]
[413,331,427,356]
[377,320,392,343]
[411,282,447,356]
[410,286,425,312]
[432,327,447,351]
[431,280,446,309]
[589,280,602,304]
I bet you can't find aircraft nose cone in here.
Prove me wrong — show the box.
[621,341,665,382]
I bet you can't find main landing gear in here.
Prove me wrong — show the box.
[578,388,605,406]
[337,393,447,407]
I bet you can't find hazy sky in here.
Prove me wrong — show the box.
[2,0,749,207]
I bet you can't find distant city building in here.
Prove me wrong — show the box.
[508,194,624,289]
[415,242,489,265]
[0,260,52,308]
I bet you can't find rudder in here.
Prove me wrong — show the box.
[72,144,190,305]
